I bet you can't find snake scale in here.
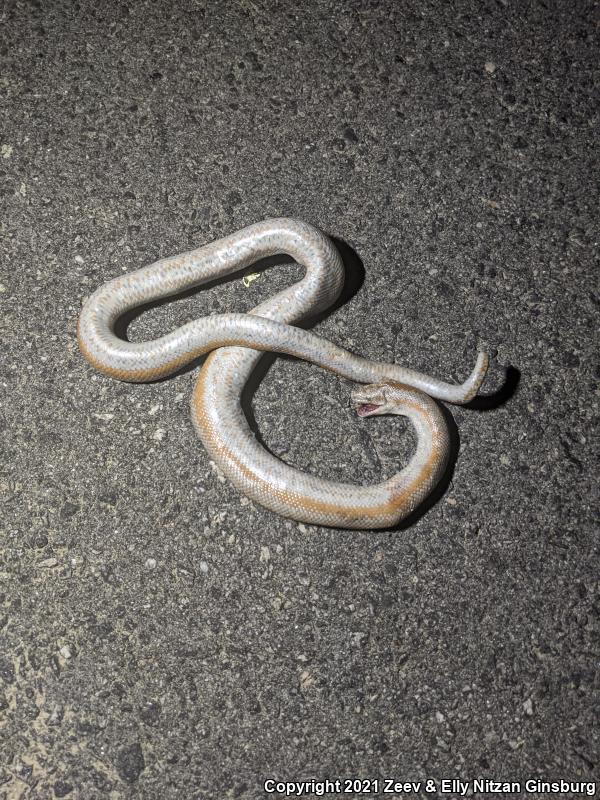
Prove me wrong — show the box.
[78,218,488,529]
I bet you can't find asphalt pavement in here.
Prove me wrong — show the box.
[1,1,598,798]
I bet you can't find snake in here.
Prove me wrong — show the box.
[78,218,488,529]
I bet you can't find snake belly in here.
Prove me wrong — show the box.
[78,218,488,529]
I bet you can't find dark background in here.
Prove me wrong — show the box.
[1,0,598,798]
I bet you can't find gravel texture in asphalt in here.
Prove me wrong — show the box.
[1,1,598,798]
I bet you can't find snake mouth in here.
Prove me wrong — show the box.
[355,402,381,418]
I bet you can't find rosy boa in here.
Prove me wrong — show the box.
[78,218,488,529]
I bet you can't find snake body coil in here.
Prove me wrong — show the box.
[78,218,488,529]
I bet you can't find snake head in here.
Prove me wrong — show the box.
[351,382,397,417]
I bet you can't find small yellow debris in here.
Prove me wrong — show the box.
[242,272,260,287]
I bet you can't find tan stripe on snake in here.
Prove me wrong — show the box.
[78,218,488,529]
